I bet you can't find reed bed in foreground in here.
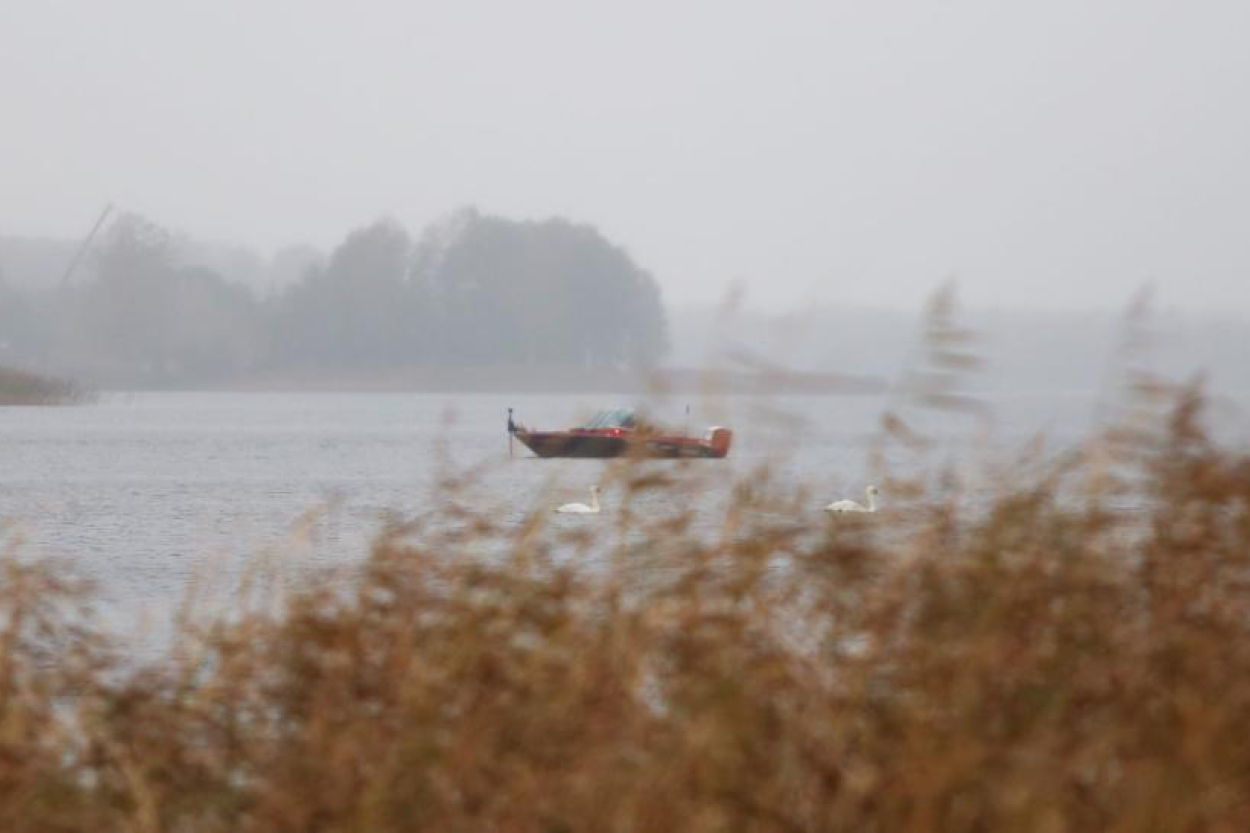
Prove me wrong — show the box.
[3,386,1250,832]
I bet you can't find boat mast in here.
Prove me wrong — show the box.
[59,203,114,288]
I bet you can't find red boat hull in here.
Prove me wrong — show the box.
[514,428,731,459]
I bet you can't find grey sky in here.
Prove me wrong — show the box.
[2,0,1248,311]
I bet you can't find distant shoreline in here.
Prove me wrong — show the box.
[0,365,91,406]
[155,365,886,396]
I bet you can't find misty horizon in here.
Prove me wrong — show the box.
[8,207,1243,318]
[3,1,1248,313]
[6,6,1250,825]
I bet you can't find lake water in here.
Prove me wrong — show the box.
[0,389,1240,648]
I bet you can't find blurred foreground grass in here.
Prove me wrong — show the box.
[3,380,1250,831]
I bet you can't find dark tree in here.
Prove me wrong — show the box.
[419,211,668,367]
[81,214,175,368]
[0,276,35,356]
[272,220,421,369]
[73,214,262,382]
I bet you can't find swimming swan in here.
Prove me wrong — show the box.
[555,486,601,514]
[825,485,879,513]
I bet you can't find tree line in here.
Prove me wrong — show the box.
[0,210,669,386]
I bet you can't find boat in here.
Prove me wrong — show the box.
[508,408,732,459]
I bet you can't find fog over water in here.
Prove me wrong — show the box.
[3,3,1249,630]
[4,8,1250,820]
[0,389,1176,645]
[3,0,1249,312]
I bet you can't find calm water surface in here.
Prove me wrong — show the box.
[0,389,1224,646]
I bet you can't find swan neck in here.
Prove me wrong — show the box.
[866,489,876,511]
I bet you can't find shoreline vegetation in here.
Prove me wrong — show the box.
[0,364,90,405]
[0,211,674,390]
[3,383,1250,829]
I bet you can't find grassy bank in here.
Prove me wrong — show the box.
[2,383,1249,830]
[0,364,89,405]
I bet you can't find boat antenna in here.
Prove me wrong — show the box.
[507,407,515,458]
[59,203,114,289]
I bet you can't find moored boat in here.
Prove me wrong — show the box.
[508,408,732,459]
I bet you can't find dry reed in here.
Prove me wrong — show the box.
[3,305,1250,830]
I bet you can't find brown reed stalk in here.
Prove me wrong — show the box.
[2,307,1250,829]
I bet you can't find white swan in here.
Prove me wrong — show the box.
[825,485,879,513]
[555,486,601,514]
